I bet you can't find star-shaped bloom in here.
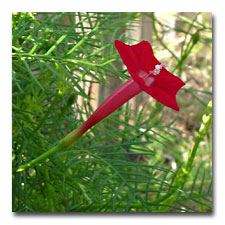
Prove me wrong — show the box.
[114,40,185,111]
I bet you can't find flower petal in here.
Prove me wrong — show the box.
[141,69,185,111]
[115,40,185,111]
[114,40,140,75]
[129,40,159,72]
[115,40,159,80]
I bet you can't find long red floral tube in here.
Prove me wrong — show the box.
[17,40,185,172]
[79,40,185,135]
[79,78,141,134]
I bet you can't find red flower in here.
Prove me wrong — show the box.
[17,40,186,172]
[80,40,185,134]
[114,40,185,111]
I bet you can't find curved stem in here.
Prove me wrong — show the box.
[153,100,212,206]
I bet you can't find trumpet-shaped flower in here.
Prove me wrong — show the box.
[17,40,185,172]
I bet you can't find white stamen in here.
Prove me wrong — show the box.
[155,64,162,70]
[145,77,154,86]
[154,70,160,75]
[149,63,166,76]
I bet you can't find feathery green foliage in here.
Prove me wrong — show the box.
[12,12,212,212]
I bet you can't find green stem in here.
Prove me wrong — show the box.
[34,93,61,132]
[17,127,83,172]
[16,78,141,173]
[153,100,212,206]
[12,52,116,67]
[43,169,55,212]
